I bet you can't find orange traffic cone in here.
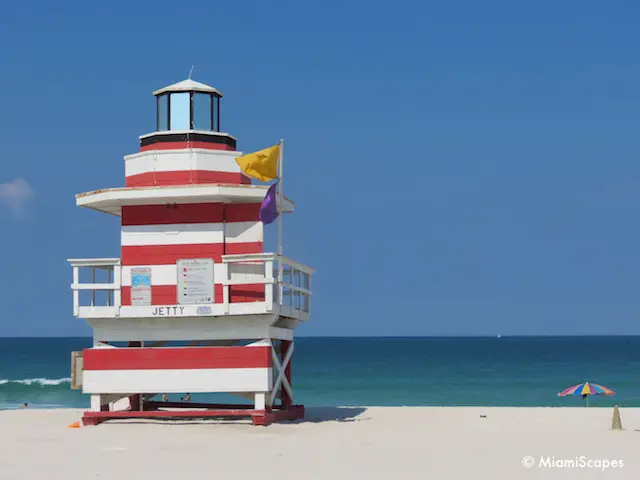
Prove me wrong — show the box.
[67,420,81,429]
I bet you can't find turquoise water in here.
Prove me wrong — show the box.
[1,336,639,409]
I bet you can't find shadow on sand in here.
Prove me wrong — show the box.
[292,406,368,424]
[103,406,369,426]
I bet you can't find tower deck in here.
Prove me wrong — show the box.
[68,253,313,322]
[75,182,295,216]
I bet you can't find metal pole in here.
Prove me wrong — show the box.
[277,139,284,305]
[277,138,284,256]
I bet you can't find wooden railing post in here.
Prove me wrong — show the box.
[264,257,274,310]
[91,267,96,307]
[72,266,79,317]
[113,264,121,310]
[221,262,230,314]
[278,256,284,309]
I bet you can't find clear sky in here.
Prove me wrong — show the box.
[1,0,639,337]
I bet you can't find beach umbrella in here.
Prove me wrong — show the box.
[557,382,615,407]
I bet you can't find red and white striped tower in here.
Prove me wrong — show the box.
[67,78,314,426]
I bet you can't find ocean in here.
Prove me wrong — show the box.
[1,336,640,409]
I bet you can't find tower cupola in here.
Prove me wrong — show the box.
[153,78,222,133]
[140,78,236,152]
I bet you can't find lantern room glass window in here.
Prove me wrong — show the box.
[157,94,169,131]
[156,91,221,132]
[193,93,212,130]
[170,92,190,130]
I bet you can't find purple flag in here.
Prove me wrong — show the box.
[259,182,279,225]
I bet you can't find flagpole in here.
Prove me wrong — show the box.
[278,138,284,257]
[277,139,284,307]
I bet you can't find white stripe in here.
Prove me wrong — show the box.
[225,221,263,244]
[121,263,266,286]
[83,368,272,394]
[121,223,223,246]
[124,150,244,177]
[121,222,262,246]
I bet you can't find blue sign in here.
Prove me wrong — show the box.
[132,272,151,287]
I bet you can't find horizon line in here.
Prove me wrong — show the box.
[2,334,640,340]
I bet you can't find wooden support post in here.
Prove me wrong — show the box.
[128,341,142,411]
[90,395,101,412]
[254,393,266,411]
[281,340,293,409]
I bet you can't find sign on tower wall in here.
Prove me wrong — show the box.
[131,267,152,306]
[177,258,214,305]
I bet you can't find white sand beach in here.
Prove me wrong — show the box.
[1,407,638,479]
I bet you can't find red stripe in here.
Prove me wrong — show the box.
[224,203,261,223]
[83,410,264,421]
[121,284,265,305]
[121,242,263,265]
[121,285,175,305]
[122,244,224,266]
[225,284,266,302]
[121,203,261,226]
[225,242,264,255]
[126,171,251,187]
[83,346,271,370]
[140,141,235,152]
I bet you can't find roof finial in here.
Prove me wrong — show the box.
[188,65,195,80]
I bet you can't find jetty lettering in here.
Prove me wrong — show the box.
[152,306,185,316]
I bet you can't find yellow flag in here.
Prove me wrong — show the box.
[235,144,280,182]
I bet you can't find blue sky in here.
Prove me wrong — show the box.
[1,0,639,336]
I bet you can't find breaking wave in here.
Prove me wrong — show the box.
[0,377,84,408]
[0,378,71,386]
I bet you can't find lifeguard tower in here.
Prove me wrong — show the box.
[67,78,314,426]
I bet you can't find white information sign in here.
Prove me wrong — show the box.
[131,267,152,306]
[177,258,214,305]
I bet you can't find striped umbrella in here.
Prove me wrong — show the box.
[557,382,615,407]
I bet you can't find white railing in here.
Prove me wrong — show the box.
[221,253,314,318]
[67,254,313,319]
[276,256,313,314]
[67,258,121,317]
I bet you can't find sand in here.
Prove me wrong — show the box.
[0,406,638,479]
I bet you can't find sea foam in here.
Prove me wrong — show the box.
[0,378,71,386]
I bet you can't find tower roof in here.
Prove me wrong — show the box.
[153,78,223,97]
[75,184,295,216]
